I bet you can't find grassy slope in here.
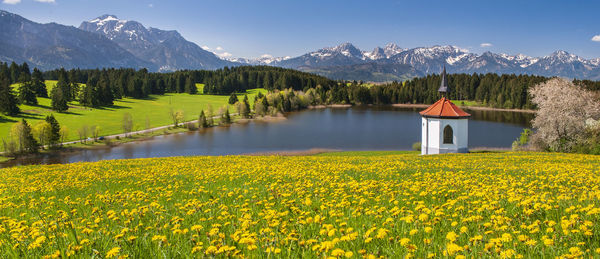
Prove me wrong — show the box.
[0,152,597,258]
[1,81,265,143]
[452,100,480,107]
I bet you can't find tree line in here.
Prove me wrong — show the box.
[3,61,600,117]
[40,65,336,105]
[310,73,599,110]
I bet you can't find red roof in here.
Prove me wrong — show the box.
[419,97,471,118]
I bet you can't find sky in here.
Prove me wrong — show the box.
[2,0,600,59]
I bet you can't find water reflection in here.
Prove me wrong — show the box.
[1,107,533,167]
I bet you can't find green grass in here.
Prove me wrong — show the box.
[452,100,481,107]
[1,81,266,144]
[0,152,598,258]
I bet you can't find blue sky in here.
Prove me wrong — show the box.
[2,0,600,59]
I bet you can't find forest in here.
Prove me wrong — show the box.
[1,61,600,117]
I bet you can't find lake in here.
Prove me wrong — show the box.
[1,106,533,167]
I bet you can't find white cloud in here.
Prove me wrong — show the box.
[260,54,273,58]
[2,0,22,4]
[215,46,224,51]
[592,35,600,42]
[34,0,55,2]
[217,52,232,58]
[201,46,210,50]
[480,43,493,48]
[148,3,153,8]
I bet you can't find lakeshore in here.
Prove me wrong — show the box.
[1,106,531,167]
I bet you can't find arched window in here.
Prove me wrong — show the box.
[443,125,453,144]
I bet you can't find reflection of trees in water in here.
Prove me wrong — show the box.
[464,109,533,127]
[385,106,534,127]
[1,107,534,168]
[1,152,67,168]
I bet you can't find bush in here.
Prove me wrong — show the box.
[512,129,532,151]
[412,142,421,151]
[186,122,198,131]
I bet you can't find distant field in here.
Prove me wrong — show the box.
[452,100,480,107]
[0,152,598,257]
[0,80,265,143]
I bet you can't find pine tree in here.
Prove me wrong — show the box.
[228,93,239,105]
[177,74,186,93]
[45,114,61,147]
[199,110,208,128]
[223,108,232,124]
[18,81,38,105]
[206,104,214,126]
[98,75,113,106]
[79,83,98,107]
[0,78,20,116]
[31,68,48,97]
[185,77,197,94]
[9,62,20,84]
[51,86,68,112]
[242,95,251,118]
[19,119,39,153]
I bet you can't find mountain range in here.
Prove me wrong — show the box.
[1,10,600,81]
[79,14,235,71]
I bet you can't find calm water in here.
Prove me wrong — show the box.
[1,107,533,167]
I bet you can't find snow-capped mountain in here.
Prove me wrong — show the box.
[275,43,368,68]
[527,51,600,80]
[0,10,153,71]
[246,42,600,81]
[272,42,406,68]
[79,15,236,71]
[364,43,405,60]
[1,10,599,81]
[228,55,291,65]
[388,45,474,74]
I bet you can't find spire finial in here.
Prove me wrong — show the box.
[438,65,448,94]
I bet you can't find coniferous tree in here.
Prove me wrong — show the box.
[206,104,214,126]
[9,62,20,83]
[199,110,208,128]
[51,86,69,112]
[79,83,97,107]
[185,76,197,94]
[127,77,144,98]
[142,76,152,97]
[242,95,251,118]
[45,114,61,147]
[228,93,239,105]
[18,81,38,105]
[19,119,39,153]
[223,108,232,124]
[0,78,20,116]
[31,68,48,97]
[177,74,186,93]
[98,74,113,106]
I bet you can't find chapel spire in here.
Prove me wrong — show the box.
[438,65,448,95]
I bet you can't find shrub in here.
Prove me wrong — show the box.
[186,122,198,131]
[512,129,532,151]
[412,142,421,151]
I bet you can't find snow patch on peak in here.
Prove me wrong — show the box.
[446,53,469,65]
[89,15,122,26]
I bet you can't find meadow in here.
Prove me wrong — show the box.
[1,81,265,143]
[0,152,598,258]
